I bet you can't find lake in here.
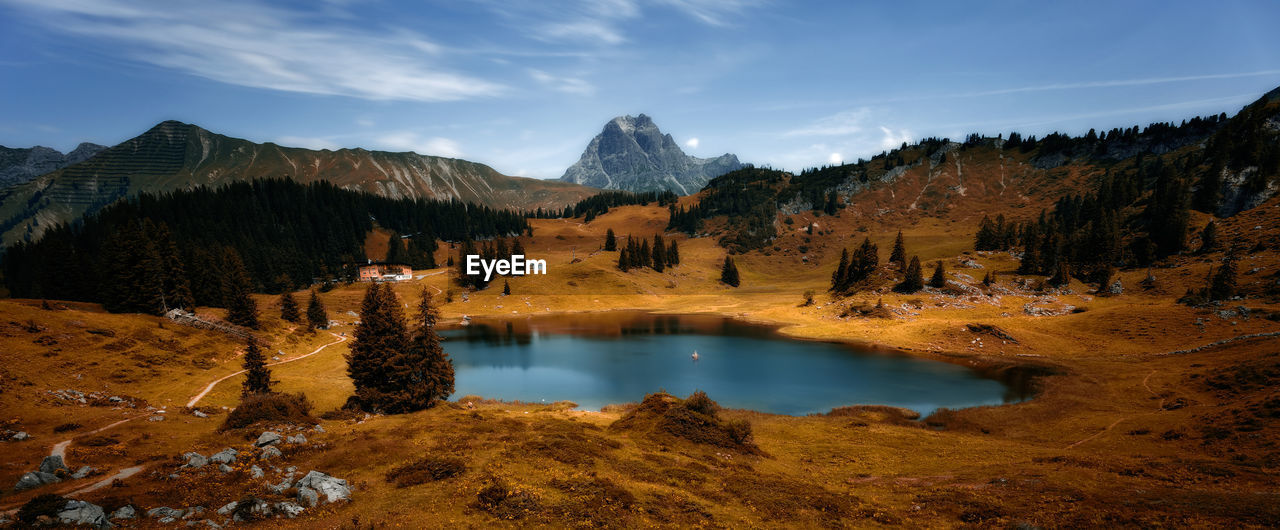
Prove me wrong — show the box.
[440,312,1034,416]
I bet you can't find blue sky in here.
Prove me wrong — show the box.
[2,0,1279,178]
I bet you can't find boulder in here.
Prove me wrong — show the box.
[110,505,136,520]
[193,410,208,419]
[147,506,185,520]
[249,465,264,479]
[182,452,208,468]
[313,424,326,433]
[255,432,282,447]
[72,465,95,479]
[39,454,68,474]
[188,519,222,528]
[275,501,305,518]
[260,446,282,460]
[209,448,237,464]
[218,464,232,473]
[285,434,307,444]
[295,471,351,504]
[231,498,273,522]
[57,499,110,529]
[297,487,320,508]
[216,502,239,516]
[13,431,29,441]
[15,471,60,491]
[1108,279,1123,295]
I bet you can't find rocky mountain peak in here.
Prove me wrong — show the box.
[560,114,742,195]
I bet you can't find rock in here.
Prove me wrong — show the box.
[183,452,208,468]
[218,464,232,473]
[14,471,60,491]
[249,465,264,479]
[269,475,294,494]
[193,410,208,418]
[149,415,165,422]
[286,434,307,444]
[39,454,68,474]
[313,424,325,433]
[1108,280,1123,295]
[231,498,272,522]
[57,499,110,528]
[209,448,237,464]
[295,471,351,504]
[260,446,282,460]
[184,506,205,519]
[72,465,95,479]
[216,502,238,515]
[13,431,29,441]
[148,506,185,520]
[187,519,222,528]
[560,114,742,194]
[110,505,136,520]
[276,501,305,518]
[255,431,282,447]
[297,487,320,508]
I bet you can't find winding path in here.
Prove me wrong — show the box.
[2,332,349,513]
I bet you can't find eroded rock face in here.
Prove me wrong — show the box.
[560,114,742,194]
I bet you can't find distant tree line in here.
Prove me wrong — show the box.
[453,236,526,291]
[616,234,679,272]
[526,190,678,222]
[3,178,528,314]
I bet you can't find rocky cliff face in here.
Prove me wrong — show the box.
[560,114,741,194]
[0,142,106,188]
[0,121,596,245]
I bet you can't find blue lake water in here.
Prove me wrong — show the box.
[440,312,1032,416]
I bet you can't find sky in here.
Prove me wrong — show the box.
[2,0,1279,179]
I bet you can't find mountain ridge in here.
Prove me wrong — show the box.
[0,142,107,189]
[560,114,742,194]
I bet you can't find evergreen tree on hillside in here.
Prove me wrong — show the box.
[974,215,998,251]
[982,270,996,286]
[889,231,906,269]
[154,223,194,311]
[652,235,666,272]
[666,240,680,266]
[221,247,259,329]
[928,261,947,288]
[379,288,455,413]
[831,249,850,292]
[1198,221,1218,253]
[639,239,652,269]
[1209,251,1237,301]
[511,237,524,257]
[240,337,272,396]
[386,231,405,263]
[306,289,329,330]
[896,256,924,293]
[617,246,630,272]
[346,283,410,412]
[720,256,741,287]
[1048,260,1072,287]
[503,280,511,295]
[279,292,301,323]
[604,228,617,251]
[852,237,879,284]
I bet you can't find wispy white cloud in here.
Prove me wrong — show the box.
[653,0,767,26]
[684,137,700,148]
[958,70,1280,99]
[784,109,869,136]
[537,20,627,45]
[528,69,596,95]
[878,126,912,149]
[375,132,464,158]
[2,0,506,102]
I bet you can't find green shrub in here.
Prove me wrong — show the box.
[221,392,316,430]
[386,456,466,487]
[18,494,68,524]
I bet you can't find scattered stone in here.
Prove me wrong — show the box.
[249,465,264,479]
[183,452,208,469]
[231,498,273,522]
[295,471,351,504]
[219,464,232,473]
[13,431,30,441]
[110,505,136,520]
[286,434,307,445]
[260,446,282,460]
[57,499,110,528]
[209,448,237,464]
[148,506,185,522]
[72,465,95,479]
[149,415,166,422]
[269,474,295,494]
[275,501,305,518]
[108,396,124,403]
[187,519,222,528]
[193,410,209,419]
[256,431,282,447]
[313,424,325,433]
[216,502,238,515]
[1108,279,1123,295]
[39,454,68,474]
[297,487,320,508]
[14,471,60,491]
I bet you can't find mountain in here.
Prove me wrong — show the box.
[0,121,597,245]
[560,114,742,195]
[0,142,106,189]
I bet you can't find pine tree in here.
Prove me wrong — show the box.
[896,256,923,293]
[221,247,259,329]
[503,280,511,295]
[346,283,410,412]
[1209,251,1237,301]
[1048,260,1071,287]
[974,215,998,251]
[511,238,524,257]
[982,270,995,286]
[720,256,741,287]
[279,292,301,323]
[380,288,455,412]
[241,337,272,396]
[831,248,850,292]
[652,235,666,272]
[306,289,328,330]
[386,231,405,263]
[889,231,906,269]
[639,239,652,269]
[929,261,946,288]
[852,237,878,284]
[667,240,680,266]
[1198,221,1218,253]
[604,228,617,251]
[617,247,630,272]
